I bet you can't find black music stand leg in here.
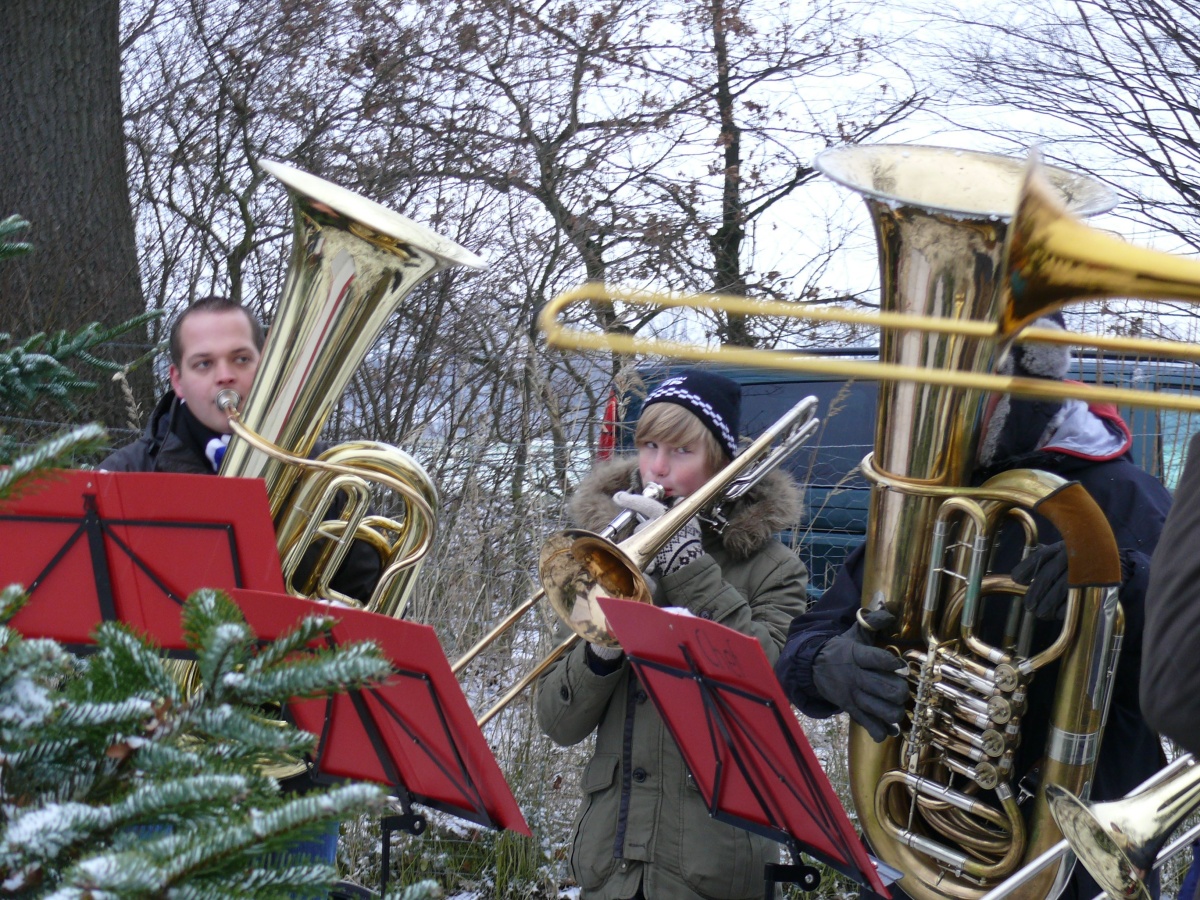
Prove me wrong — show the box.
[378,796,427,897]
[764,862,821,899]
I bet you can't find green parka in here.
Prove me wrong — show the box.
[535,457,809,900]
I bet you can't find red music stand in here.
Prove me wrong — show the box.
[0,470,529,839]
[4,470,284,650]
[597,596,898,899]
[230,588,529,838]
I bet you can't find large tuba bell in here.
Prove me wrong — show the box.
[220,160,484,616]
[814,145,1125,900]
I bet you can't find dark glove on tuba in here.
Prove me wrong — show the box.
[1011,541,1070,620]
[1013,540,1135,621]
[812,607,909,743]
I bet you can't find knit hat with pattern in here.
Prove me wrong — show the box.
[643,369,742,459]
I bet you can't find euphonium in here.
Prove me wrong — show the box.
[220,160,484,617]
[816,145,1125,900]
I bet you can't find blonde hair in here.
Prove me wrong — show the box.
[635,403,728,474]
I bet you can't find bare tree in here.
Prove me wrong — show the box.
[932,0,1200,252]
[640,0,924,345]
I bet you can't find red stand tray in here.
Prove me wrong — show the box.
[598,596,894,897]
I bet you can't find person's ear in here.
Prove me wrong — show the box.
[169,364,182,394]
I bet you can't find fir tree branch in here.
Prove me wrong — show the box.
[0,215,32,261]
[0,425,107,501]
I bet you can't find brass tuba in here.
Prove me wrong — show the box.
[810,145,1124,900]
[220,160,484,616]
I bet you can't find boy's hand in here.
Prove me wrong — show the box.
[652,516,702,575]
[613,490,668,532]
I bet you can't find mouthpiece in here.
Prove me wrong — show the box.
[216,389,242,413]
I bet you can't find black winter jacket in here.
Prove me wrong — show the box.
[775,411,1171,900]
[100,391,217,474]
[1143,431,1200,756]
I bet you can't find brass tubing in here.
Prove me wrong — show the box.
[451,589,546,677]
[539,285,1200,413]
[216,390,436,595]
[475,633,577,727]
[452,484,663,680]
[877,773,1028,883]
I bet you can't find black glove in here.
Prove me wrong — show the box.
[1011,541,1070,620]
[811,607,908,743]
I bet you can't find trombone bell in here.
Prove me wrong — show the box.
[1046,786,1153,900]
[539,530,653,648]
[1047,754,1200,900]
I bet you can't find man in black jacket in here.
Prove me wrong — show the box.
[775,323,1171,900]
[101,296,382,874]
[101,295,264,475]
[100,296,379,602]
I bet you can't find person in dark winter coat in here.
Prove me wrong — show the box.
[1142,431,1200,759]
[101,296,383,872]
[774,321,1171,900]
[536,370,810,900]
[1141,426,1200,900]
[101,295,264,474]
[99,296,380,602]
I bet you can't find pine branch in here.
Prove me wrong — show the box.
[0,312,163,419]
[0,425,108,501]
[0,215,32,262]
[0,579,393,897]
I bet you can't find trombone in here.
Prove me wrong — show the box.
[452,482,665,727]
[976,752,1200,900]
[538,152,1200,413]
[459,395,820,727]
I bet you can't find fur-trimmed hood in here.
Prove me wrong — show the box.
[568,456,804,561]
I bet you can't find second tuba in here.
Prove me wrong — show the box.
[220,160,484,617]
[816,145,1125,900]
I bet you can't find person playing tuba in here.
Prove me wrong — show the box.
[536,369,810,900]
[98,295,384,867]
[774,318,1171,900]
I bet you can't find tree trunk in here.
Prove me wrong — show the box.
[0,0,149,427]
[709,0,754,348]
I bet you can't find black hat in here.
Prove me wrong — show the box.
[1001,312,1070,380]
[979,313,1071,468]
[643,369,741,458]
